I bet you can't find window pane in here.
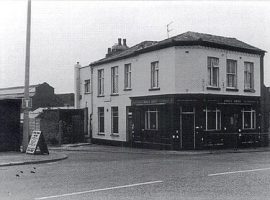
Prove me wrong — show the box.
[99,108,104,132]
[112,107,118,133]
[150,112,157,129]
[213,68,218,86]
[207,111,216,130]
[244,112,251,129]
[151,62,159,88]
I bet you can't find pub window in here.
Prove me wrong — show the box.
[242,109,256,129]
[84,79,91,93]
[124,64,131,89]
[98,107,104,133]
[204,107,221,130]
[207,57,219,87]
[111,107,119,134]
[151,61,159,89]
[98,69,104,96]
[145,108,159,130]
[111,66,119,94]
[226,59,237,88]
[244,62,254,90]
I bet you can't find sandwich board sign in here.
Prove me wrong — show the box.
[26,131,49,155]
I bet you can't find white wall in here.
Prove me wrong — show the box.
[91,47,176,141]
[79,66,92,108]
[175,46,261,96]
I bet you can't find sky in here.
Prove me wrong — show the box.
[1,0,270,93]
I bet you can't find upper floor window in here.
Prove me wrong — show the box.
[98,69,104,96]
[244,62,254,90]
[227,59,237,88]
[151,61,159,89]
[207,57,219,87]
[111,66,118,94]
[84,79,90,94]
[124,64,132,89]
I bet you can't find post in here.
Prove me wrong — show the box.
[22,0,31,152]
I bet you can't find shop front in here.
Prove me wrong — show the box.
[130,94,268,150]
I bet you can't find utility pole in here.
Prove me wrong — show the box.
[166,21,173,38]
[22,0,31,152]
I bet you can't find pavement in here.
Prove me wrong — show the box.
[50,142,270,155]
[1,143,270,167]
[0,151,67,167]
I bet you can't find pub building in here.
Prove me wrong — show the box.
[77,31,268,150]
[130,94,265,150]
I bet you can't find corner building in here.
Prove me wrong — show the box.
[76,32,268,150]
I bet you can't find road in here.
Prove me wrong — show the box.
[1,150,270,200]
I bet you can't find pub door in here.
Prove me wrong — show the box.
[180,107,195,149]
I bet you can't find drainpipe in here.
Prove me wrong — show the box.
[90,65,94,139]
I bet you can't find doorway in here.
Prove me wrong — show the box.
[180,106,195,149]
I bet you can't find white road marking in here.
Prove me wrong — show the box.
[35,180,163,200]
[208,167,270,176]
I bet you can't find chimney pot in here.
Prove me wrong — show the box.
[118,38,122,46]
[123,39,127,46]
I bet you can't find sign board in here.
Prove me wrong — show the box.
[22,98,32,109]
[26,131,49,155]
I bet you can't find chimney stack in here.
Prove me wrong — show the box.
[118,38,122,46]
[108,48,111,54]
[123,39,127,46]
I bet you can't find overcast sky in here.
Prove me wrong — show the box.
[0,0,270,93]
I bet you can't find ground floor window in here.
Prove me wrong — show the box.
[111,107,119,134]
[145,108,159,130]
[98,107,104,133]
[242,109,256,129]
[204,107,221,130]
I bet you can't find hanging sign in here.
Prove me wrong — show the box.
[26,131,49,155]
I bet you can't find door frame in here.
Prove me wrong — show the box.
[180,106,196,149]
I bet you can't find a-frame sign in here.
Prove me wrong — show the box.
[26,131,49,155]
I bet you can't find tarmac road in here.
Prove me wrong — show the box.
[1,150,270,200]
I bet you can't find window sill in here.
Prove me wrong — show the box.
[226,88,239,92]
[97,133,105,136]
[110,93,119,96]
[244,89,255,93]
[110,134,119,137]
[123,88,132,91]
[84,92,91,94]
[149,87,160,91]
[97,95,105,98]
[207,86,221,91]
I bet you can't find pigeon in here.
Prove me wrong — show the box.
[20,171,23,173]
[30,171,35,174]
[16,174,20,177]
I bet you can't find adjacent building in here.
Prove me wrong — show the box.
[76,31,268,149]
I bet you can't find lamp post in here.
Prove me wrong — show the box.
[22,0,31,152]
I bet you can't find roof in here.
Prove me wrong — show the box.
[90,31,265,66]
[0,85,37,99]
[0,82,49,100]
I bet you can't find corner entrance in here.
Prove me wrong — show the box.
[180,107,195,149]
